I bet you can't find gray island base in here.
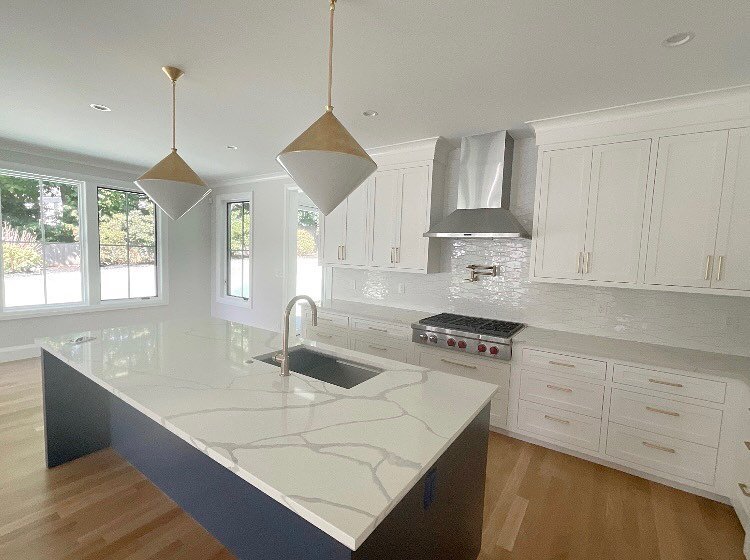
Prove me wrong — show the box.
[43,350,490,560]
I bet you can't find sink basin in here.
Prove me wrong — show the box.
[253,347,384,389]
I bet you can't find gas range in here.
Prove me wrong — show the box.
[411,313,525,361]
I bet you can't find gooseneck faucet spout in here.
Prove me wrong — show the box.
[277,295,318,376]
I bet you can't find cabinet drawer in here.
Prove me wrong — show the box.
[520,372,604,418]
[305,324,350,348]
[522,348,606,380]
[606,423,718,485]
[350,318,411,340]
[517,400,601,451]
[306,311,350,328]
[612,364,726,403]
[418,351,510,396]
[609,389,723,447]
[352,339,407,363]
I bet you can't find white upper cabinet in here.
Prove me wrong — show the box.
[714,127,750,291]
[529,88,750,296]
[533,140,651,283]
[533,148,591,280]
[584,140,651,283]
[320,137,448,274]
[368,170,400,268]
[644,131,728,288]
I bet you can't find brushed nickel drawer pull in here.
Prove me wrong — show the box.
[584,251,591,274]
[317,317,334,323]
[648,378,683,388]
[544,414,570,425]
[704,255,713,281]
[642,441,676,454]
[576,252,583,274]
[316,333,334,339]
[367,326,389,333]
[395,247,400,264]
[740,483,750,497]
[440,358,477,370]
[549,360,576,368]
[546,384,573,393]
[368,345,389,352]
[716,255,724,281]
[646,406,680,417]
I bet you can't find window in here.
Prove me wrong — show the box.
[98,187,158,300]
[226,200,251,300]
[295,205,322,303]
[0,170,83,308]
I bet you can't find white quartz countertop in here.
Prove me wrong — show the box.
[515,327,750,383]
[38,319,497,550]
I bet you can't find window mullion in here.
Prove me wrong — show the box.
[39,181,49,305]
[0,184,4,311]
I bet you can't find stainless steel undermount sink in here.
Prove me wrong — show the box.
[253,346,384,389]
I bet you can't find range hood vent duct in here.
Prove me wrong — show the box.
[424,131,529,238]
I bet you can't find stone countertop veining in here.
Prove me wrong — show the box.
[514,327,750,382]
[37,319,497,551]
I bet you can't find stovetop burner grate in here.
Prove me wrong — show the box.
[418,313,524,338]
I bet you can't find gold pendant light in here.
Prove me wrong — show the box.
[277,0,376,215]
[135,66,211,221]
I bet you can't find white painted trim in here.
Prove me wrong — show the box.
[213,171,290,189]
[214,191,254,308]
[0,344,40,363]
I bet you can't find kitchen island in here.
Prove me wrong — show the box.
[38,319,496,560]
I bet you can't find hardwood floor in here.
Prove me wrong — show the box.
[0,358,745,559]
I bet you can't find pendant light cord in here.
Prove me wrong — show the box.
[326,0,336,111]
[171,79,177,151]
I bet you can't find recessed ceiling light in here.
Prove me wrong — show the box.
[89,103,111,112]
[227,145,239,150]
[662,31,695,47]
[362,110,379,117]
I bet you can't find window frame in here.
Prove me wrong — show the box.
[97,185,161,303]
[214,192,253,309]
[0,161,168,321]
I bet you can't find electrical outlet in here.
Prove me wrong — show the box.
[397,283,406,294]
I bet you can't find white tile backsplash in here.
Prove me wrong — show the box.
[331,138,750,357]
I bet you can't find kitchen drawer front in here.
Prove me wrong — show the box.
[517,400,601,452]
[520,372,605,418]
[350,318,411,340]
[418,351,510,395]
[612,364,726,403]
[305,323,350,348]
[352,338,408,363]
[609,389,723,447]
[522,348,606,381]
[305,310,350,328]
[606,423,718,485]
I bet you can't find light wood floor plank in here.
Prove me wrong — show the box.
[0,358,745,559]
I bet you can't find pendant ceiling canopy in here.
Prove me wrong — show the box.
[277,0,376,215]
[135,66,211,221]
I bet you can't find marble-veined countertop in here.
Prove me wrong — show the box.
[38,319,497,550]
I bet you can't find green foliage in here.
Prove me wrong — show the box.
[97,188,156,253]
[228,202,251,250]
[297,228,317,256]
[2,242,42,273]
[298,209,319,229]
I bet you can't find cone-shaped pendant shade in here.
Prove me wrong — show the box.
[135,149,211,220]
[277,110,376,215]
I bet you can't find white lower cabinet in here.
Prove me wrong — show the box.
[605,423,718,486]
[519,372,604,417]
[517,400,602,452]
[352,338,408,363]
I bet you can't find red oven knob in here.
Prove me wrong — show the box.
[447,338,456,346]
[489,346,499,355]
[477,344,487,353]
[457,340,467,349]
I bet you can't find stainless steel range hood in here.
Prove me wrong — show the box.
[424,131,529,238]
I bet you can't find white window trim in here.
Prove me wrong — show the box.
[0,161,169,320]
[214,191,253,309]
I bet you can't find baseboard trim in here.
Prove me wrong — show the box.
[0,344,40,363]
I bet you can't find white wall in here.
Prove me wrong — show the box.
[0,144,211,358]
[210,177,289,333]
[331,138,750,357]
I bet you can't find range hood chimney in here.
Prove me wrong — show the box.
[424,131,529,238]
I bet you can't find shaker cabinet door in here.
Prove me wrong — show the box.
[368,169,400,268]
[342,180,369,266]
[322,200,347,265]
[533,148,591,280]
[644,130,728,288]
[395,165,431,270]
[583,140,651,283]
[713,127,750,291]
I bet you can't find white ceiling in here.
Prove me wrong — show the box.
[1,1,748,183]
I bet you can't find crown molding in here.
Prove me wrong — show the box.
[527,84,750,145]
